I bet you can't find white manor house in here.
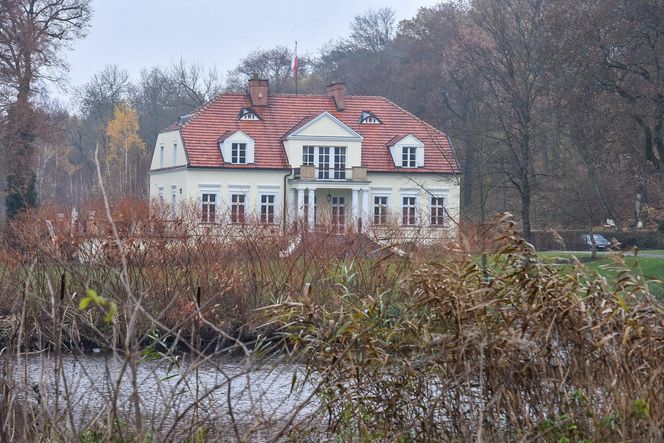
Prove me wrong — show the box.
[149,79,461,237]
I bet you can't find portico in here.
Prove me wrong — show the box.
[290,179,371,232]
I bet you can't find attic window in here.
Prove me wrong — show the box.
[360,111,381,124]
[238,108,260,121]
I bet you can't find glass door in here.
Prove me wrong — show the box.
[331,196,346,230]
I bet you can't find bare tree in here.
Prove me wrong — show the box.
[170,59,223,109]
[0,0,91,219]
[226,46,315,93]
[349,8,396,52]
[445,0,550,242]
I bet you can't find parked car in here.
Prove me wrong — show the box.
[580,234,612,251]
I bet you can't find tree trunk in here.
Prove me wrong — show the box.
[461,138,476,209]
[520,177,532,243]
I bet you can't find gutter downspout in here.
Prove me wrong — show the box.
[283,169,294,233]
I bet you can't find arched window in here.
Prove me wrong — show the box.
[359,111,381,124]
[238,108,261,121]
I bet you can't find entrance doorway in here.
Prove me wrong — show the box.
[331,196,345,230]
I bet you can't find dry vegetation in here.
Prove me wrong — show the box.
[0,205,662,441]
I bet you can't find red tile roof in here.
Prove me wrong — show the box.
[171,93,460,174]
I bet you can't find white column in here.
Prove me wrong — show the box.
[352,189,359,232]
[307,187,315,231]
[361,189,369,232]
[297,188,304,227]
[290,189,298,225]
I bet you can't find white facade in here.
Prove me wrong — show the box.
[149,111,461,239]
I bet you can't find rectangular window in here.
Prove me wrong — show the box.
[302,146,315,166]
[334,147,346,179]
[231,143,247,164]
[318,147,330,179]
[430,197,445,225]
[402,146,417,168]
[231,193,246,223]
[331,196,345,229]
[402,196,417,225]
[201,193,216,223]
[159,146,164,168]
[172,144,177,165]
[373,196,388,225]
[260,194,276,224]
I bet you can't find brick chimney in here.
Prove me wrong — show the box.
[326,82,346,111]
[248,77,269,106]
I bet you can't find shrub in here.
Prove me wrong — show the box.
[267,216,664,441]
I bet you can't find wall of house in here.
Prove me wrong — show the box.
[150,167,290,221]
[149,130,187,171]
[149,168,188,207]
[149,166,461,239]
[367,172,461,231]
[282,114,363,168]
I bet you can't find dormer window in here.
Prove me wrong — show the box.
[360,111,381,124]
[231,143,247,164]
[402,146,417,168]
[238,108,260,121]
[388,134,425,168]
[219,130,255,164]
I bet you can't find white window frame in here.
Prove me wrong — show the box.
[331,195,346,229]
[400,190,419,226]
[302,145,347,179]
[429,189,448,226]
[231,142,247,164]
[259,193,277,224]
[228,185,250,224]
[220,131,255,165]
[430,196,445,226]
[402,146,417,168]
[159,146,164,169]
[389,134,424,168]
[302,146,315,166]
[258,185,280,225]
[371,191,391,225]
[239,111,260,121]
[360,111,381,124]
[172,143,177,166]
[199,185,221,224]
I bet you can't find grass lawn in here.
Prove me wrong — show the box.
[536,250,664,300]
[538,251,664,279]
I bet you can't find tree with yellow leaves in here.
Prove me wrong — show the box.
[106,102,147,198]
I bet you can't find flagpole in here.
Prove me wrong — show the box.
[294,40,298,95]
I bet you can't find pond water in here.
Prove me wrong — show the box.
[5,353,316,437]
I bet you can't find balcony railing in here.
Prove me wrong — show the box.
[293,165,368,181]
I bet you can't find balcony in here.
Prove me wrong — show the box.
[293,165,368,181]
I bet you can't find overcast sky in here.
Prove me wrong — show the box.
[55,0,440,99]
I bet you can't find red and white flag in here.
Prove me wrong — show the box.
[291,53,298,75]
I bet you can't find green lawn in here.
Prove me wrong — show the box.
[535,250,664,300]
[538,251,664,278]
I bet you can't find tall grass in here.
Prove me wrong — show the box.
[0,199,445,441]
[0,205,662,441]
[265,215,664,441]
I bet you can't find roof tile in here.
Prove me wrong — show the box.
[174,93,460,173]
